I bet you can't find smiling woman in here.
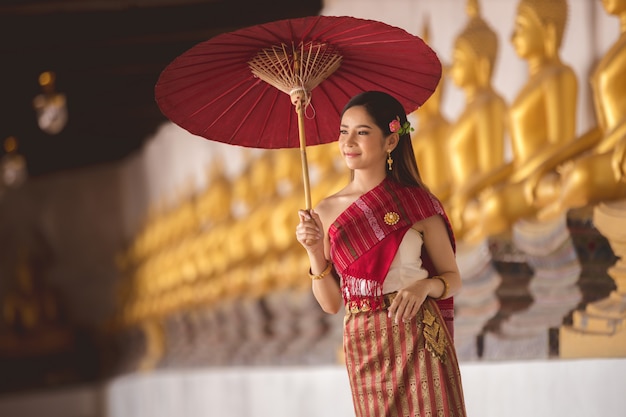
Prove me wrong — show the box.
[296,91,467,417]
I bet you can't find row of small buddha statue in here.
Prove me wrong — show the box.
[113,147,347,369]
[117,144,346,325]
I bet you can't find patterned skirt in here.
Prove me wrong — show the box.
[343,297,467,417]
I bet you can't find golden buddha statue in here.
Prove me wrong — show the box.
[2,255,55,332]
[192,159,234,294]
[469,0,578,240]
[196,158,233,227]
[536,0,626,216]
[411,18,453,203]
[268,148,306,254]
[241,151,276,259]
[173,179,200,241]
[307,143,344,207]
[230,150,258,218]
[0,249,73,355]
[445,0,509,240]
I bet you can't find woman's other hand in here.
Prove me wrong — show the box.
[387,280,431,324]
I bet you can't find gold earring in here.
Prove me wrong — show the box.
[387,150,393,171]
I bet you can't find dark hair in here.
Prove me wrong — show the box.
[341,91,426,188]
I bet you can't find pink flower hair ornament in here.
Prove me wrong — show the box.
[389,116,414,136]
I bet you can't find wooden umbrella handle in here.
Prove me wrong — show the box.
[293,91,312,211]
[292,90,316,246]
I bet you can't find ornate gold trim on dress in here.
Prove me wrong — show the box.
[346,292,396,314]
[422,304,449,363]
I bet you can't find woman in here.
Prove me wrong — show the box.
[296,91,467,417]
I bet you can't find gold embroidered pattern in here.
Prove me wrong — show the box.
[422,305,449,363]
[383,211,400,225]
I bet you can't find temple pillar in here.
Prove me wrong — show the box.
[560,199,626,358]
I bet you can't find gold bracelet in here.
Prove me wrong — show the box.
[430,275,449,300]
[309,261,333,280]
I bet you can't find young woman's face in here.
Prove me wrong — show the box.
[338,105,390,172]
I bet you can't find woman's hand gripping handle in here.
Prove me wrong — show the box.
[296,209,325,255]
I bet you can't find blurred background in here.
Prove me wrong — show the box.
[0,0,624,416]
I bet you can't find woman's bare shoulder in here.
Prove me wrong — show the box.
[314,188,355,229]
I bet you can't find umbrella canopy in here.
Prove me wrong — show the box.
[155,15,441,209]
[155,15,441,149]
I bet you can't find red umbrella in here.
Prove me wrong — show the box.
[155,15,441,209]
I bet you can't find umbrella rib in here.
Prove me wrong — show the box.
[340,64,438,91]
[196,78,265,134]
[231,90,274,146]
[323,24,410,44]
[180,76,256,118]
[251,92,283,148]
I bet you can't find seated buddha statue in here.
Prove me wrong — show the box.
[245,151,278,258]
[444,0,509,240]
[196,158,233,227]
[470,0,578,240]
[194,160,234,281]
[0,249,73,355]
[535,0,626,215]
[271,148,310,253]
[411,19,453,203]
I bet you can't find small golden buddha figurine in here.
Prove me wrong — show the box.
[306,144,342,204]
[2,256,57,333]
[411,18,453,203]
[0,250,73,355]
[445,0,509,239]
[173,179,200,241]
[245,152,279,258]
[196,158,234,227]
[470,0,578,239]
[270,148,308,253]
[537,0,626,215]
[242,151,277,206]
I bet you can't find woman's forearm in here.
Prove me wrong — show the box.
[307,252,343,313]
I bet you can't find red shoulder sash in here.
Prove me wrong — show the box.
[329,178,456,336]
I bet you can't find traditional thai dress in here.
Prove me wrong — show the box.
[329,178,467,417]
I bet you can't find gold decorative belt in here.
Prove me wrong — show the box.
[346,292,397,314]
